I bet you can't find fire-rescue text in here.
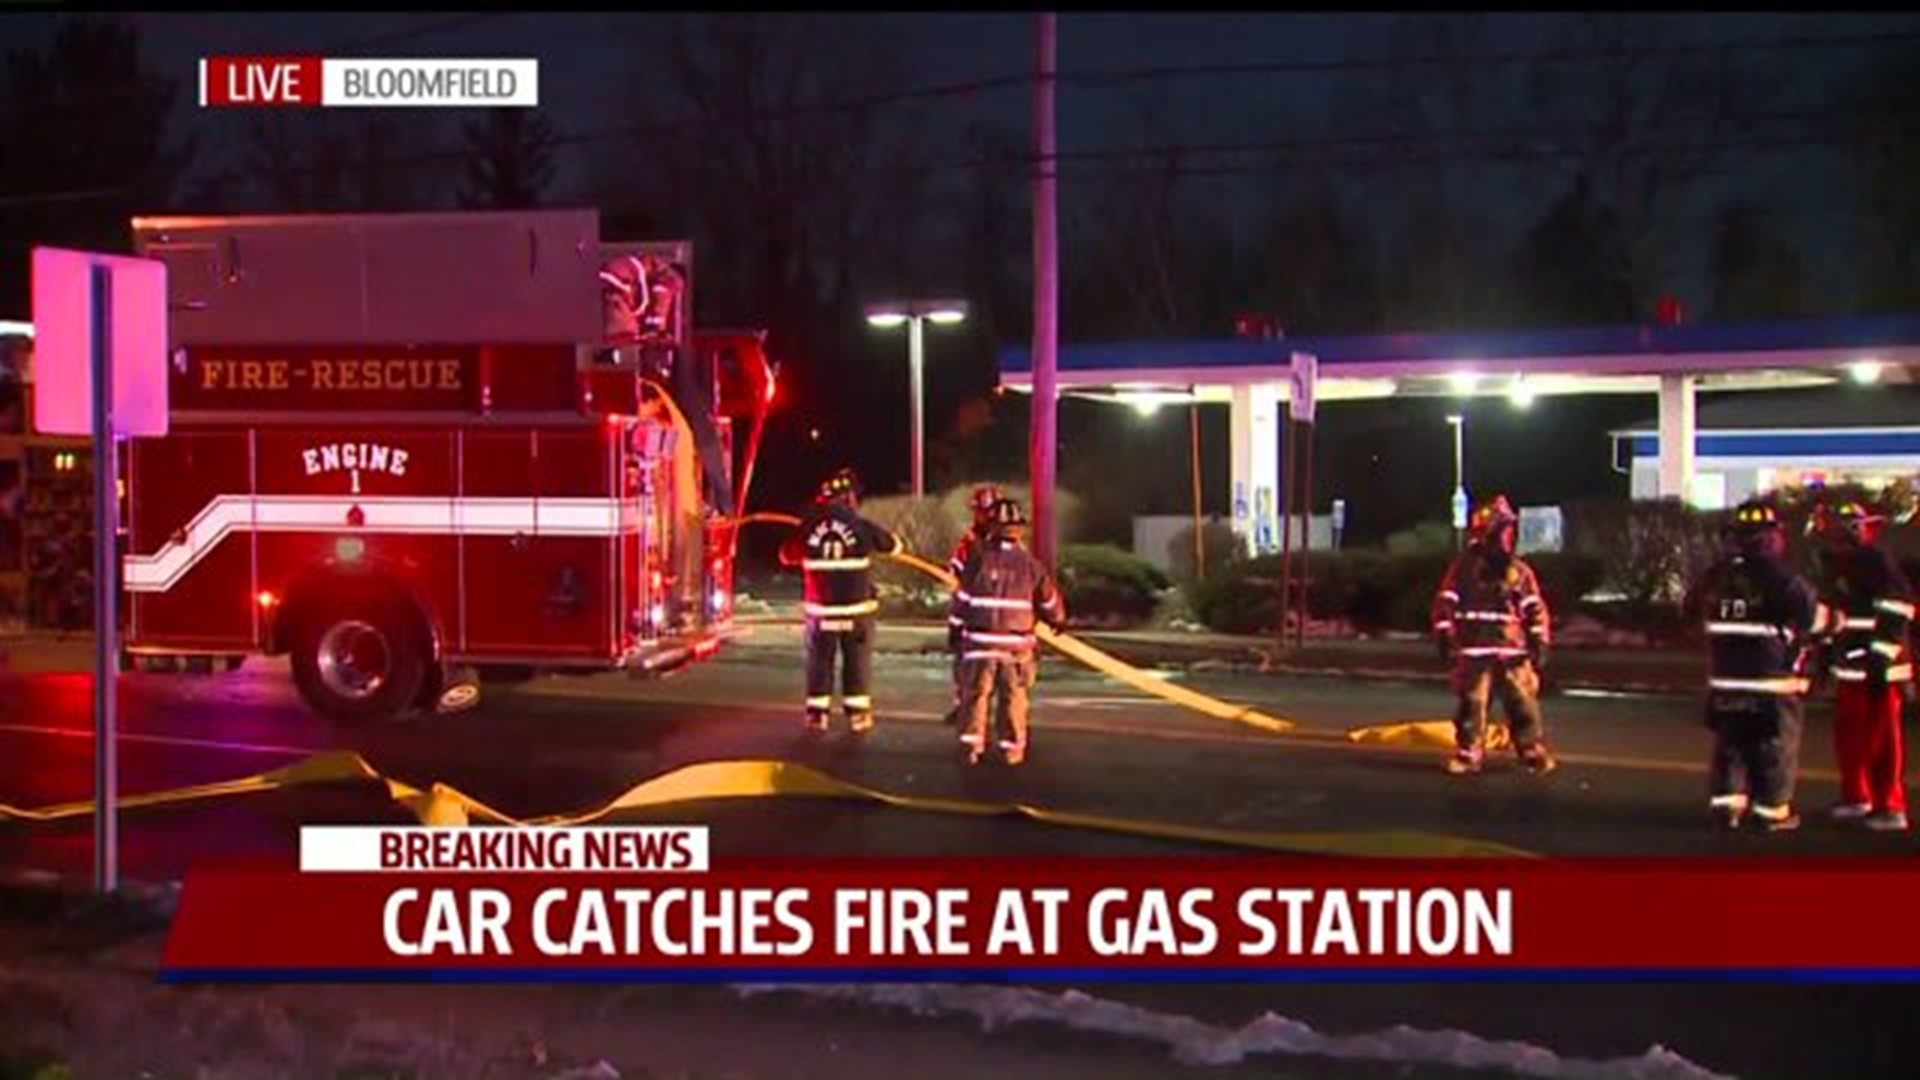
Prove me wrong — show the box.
[196,357,464,394]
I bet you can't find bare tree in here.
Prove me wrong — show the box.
[1518,13,1778,317]
[243,112,451,212]
[457,109,558,209]
[0,16,190,309]
[1709,198,1804,320]
[1845,44,1920,314]
[622,14,928,326]
[1374,14,1502,330]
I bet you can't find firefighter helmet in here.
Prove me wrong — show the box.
[1728,498,1785,557]
[817,468,860,506]
[988,497,1028,537]
[1468,495,1519,552]
[969,484,1004,519]
[1729,499,1782,536]
[1824,500,1886,546]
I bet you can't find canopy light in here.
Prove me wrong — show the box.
[1848,359,1884,385]
[863,298,970,329]
[1508,378,1536,410]
[1449,371,1480,395]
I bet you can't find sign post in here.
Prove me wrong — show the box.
[1287,352,1318,651]
[32,247,169,896]
[89,265,119,894]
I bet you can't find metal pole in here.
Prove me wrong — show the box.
[89,262,119,896]
[908,314,926,498]
[1451,416,1466,551]
[1296,419,1315,651]
[1277,408,1294,651]
[1453,418,1464,494]
[1189,395,1205,581]
[1030,11,1059,567]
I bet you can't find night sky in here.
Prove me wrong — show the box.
[5,11,1916,541]
[11,9,1907,302]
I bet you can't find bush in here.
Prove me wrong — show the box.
[855,483,1091,619]
[1527,551,1607,610]
[1188,557,1279,635]
[1385,522,1456,556]
[1165,520,1245,585]
[1057,544,1169,627]
[1565,497,1719,610]
[1185,546,1606,638]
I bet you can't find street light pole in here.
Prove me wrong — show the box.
[908,314,926,498]
[1448,413,1466,550]
[865,299,967,499]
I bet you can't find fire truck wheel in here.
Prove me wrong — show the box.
[290,594,428,724]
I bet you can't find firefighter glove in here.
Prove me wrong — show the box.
[1529,642,1550,673]
[948,625,962,652]
[1434,634,1455,664]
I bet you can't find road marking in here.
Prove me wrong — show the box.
[0,722,320,759]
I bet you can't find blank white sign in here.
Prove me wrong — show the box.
[30,247,170,437]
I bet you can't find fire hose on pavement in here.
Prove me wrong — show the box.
[733,512,1295,736]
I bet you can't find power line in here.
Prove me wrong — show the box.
[1059,25,1920,89]
[8,108,1910,212]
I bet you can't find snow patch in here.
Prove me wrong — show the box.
[731,983,1733,1080]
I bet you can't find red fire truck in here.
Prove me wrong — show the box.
[119,210,775,723]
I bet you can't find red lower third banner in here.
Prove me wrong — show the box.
[160,858,1920,982]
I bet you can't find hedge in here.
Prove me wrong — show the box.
[1187,549,1606,636]
[1057,543,1170,627]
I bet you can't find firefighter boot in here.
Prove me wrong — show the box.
[1000,740,1027,767]
[805,697,832,733]
[1519,743,1559,775]
[1864,810,1911,832]
[844,694,876,735]
[1710,794,1749,830]
[960,733,986,766]
[1748,804,1802,833]
[1445,748,1484,775]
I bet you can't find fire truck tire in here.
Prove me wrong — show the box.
[289,592,429,725]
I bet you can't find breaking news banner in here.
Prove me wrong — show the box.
[157,829,1920,983]
[198,56,539,108]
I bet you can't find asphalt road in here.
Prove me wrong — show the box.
[4,633,1919,1079]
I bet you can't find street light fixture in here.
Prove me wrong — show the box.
[864,297,970,497]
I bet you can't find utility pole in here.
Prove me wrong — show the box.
[1030,11,1059,568]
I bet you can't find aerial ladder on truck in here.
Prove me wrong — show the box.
[117,209,775,723]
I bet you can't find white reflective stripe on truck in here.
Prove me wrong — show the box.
[121,494,640,594]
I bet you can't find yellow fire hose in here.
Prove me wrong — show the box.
[733,512,1294,735]
[0,750,1530,857]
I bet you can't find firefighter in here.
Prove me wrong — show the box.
[778,468,902,734]
[1430,494,1558,775]
[1814,500,1916,831]
[943,484,1005,726]
[951,498,1066,765]
[1688,499,1819,831]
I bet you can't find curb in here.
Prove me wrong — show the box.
[0,868,183,927]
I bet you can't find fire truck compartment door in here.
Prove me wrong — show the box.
[361,212,601,344]
[131,211,602,346]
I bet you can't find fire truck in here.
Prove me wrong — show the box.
[119,210,775,723]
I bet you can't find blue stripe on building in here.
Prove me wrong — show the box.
[1625,432,1920,459]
